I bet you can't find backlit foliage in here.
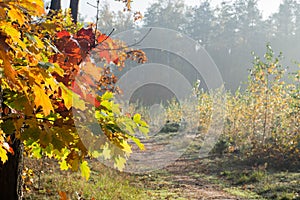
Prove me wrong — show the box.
[0,0,148,180]
[145,46,299,166]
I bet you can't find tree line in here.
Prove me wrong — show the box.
[96,0,300,90]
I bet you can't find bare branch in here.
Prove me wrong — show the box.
[95,28,152,51]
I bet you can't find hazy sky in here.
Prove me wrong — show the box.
[61,0,283,21]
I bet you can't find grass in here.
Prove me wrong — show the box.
[191,156,300,200]
[22,142,300,200]
[23,157,151,200]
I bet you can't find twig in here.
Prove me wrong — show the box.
[87,2,97,8]
[94,0,100,47]
[98,28,115,43]
[95,28,152,51]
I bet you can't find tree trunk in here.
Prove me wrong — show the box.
[50,0,61,11]
[0,137,24,200]
[70,0,80,23]
[0,87,23,200]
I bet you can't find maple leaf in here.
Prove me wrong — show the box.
[80,161,91,181]
[0,47,18,86]
[114,156,126,171]
[32,84,54,116]
[57,30,71,39]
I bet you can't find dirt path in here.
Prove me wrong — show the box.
[131,133,243,199]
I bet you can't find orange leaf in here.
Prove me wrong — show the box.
[0,46,18,86]
[32,84,54,116]
[57,30,71,39]
[58,191,68,200]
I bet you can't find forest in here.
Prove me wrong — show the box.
[0,0,299,199]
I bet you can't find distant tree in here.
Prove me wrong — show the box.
[185,0,215,48]
[270,0,296,40]
[97,3,135,34]
[144,0,187,31]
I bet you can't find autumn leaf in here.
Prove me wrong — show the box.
[32,84,54,116]
[0,46,18,86]
[0,145,8,163]
[7,8,26,25]
[59,83,86,110]
[58,191,69,200]
[80,161,91,181]
[114,156,126,171]
[57,30,71,39]
[102,143,111,160]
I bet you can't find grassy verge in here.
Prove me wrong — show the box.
[23,157,152,200]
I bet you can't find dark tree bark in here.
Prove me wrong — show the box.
[0,87,23,200]
[0,138,23,200]
[70,0,80,23]
[50,0,61,11]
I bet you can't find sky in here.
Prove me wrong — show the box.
[60,0,283,22]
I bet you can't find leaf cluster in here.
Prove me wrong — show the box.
[0,0,149,180]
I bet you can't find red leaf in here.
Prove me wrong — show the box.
[97,34,108,43]
[75,28,95,47]
[57,30,71,39]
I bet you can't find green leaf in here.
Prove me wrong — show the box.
[91,150,101,158]
[31,143,42,159]
[102,144,111,160]
[102,92,113,100]
[133,113,141,123]
[59,160,69,170]
[21,126,41,141]
[59,83,85,110]
[1,119,15,135]
[138,126,149,134]
[51,135,65,151]
[111,103,121,115]
[101,100,112,110]
[114,156,126,171]
[38,61,53,69]
[39,132,52,147]
[129,136,145,150]
[80,161,91,180]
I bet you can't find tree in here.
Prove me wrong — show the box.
[70,0,79,23]
[50,0,61,10]
[0,1,148,199]
[144,0,187,31]
[96,3,135,35]
[185,0,215,48]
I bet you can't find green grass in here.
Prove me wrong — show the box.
[23,158,151,200]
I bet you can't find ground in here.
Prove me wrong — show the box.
[23,133,300,199]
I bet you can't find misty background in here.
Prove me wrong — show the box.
[82,0,298,92]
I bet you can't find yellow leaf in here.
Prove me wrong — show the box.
[7,8,26,25]
[59,160,69,171]
[59,83,86,110]
[0,47,18,86]
[32,84,54,116]
[0,145,8,163]
[17,0,45,16]
[80,161,90,180]
[0,22,20,41]
[120,140,132,154]
[33,36,44,49]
